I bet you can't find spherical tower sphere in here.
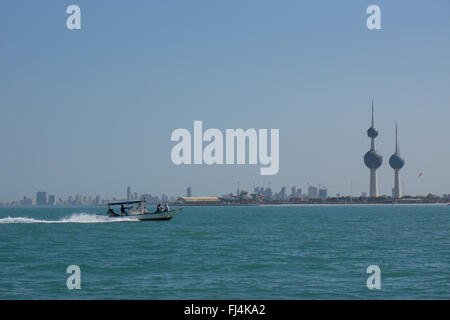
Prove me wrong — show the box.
[364,150,383,169]
[367,127,378,138]
[389,154,405,169]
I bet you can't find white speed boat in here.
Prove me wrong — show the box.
[106,200,181,221]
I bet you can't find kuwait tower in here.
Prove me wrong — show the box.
[363,101,383,197]
[389,123,405,199]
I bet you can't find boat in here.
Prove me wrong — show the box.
[105,200,181,221]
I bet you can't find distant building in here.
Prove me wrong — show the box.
[221,193,234,200]
[141,194,159,204]
[308,186,318,199]
[48,195,56,206]
[20,196,32,206]
[318,188,327,199]
[289,187,302,199]
[75,194,82,206]
[187,186,192,197]
[127,186,131,201]
[36,191,47,206]
[178,197,221,205]
[239,190,249,200]
[279,187,287,200]
[264,188,273,200]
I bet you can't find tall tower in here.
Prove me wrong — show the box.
[127,186,131,201]
[363,101,383,197]
[389,123,405,199]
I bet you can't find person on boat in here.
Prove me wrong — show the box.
[164,203,170,212]
[120,204,127,216]
[156,203,162,213]
[108,208,117,217]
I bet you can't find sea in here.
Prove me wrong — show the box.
[0,205,448,299]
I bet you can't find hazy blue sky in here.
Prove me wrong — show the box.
[1,0,449,201]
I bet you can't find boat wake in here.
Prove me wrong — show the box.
[0,213,139,224]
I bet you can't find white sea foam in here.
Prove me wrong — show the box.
[0,213,139,224]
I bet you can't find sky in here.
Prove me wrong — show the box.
[0,0,449,201]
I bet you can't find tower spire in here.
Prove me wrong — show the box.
[395,121,398,154]
[371,100,374,127]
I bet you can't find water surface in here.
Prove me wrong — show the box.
[0,205,448,299]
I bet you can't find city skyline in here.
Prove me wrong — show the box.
[3,177,449,207]
[1,1,449,201]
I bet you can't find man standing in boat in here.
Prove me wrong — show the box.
[120,204,127,216]
[108,207,117,217]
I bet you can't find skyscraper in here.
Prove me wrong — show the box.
[36,191,47,206]
[363,101,383,197]
[280,187,287,200]
[389,123,405,199]
[318,188,328,199]
[75,194,82,206]
[127,186,131,201]
[308,186,318,198]
[48,195,56,206]
[187,185,192,197]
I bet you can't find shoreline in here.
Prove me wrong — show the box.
[0,202,448,209]
[259,203,449,207]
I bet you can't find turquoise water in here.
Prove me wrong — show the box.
[0,205,448,299]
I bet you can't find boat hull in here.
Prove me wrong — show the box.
[135,213,174,221]
[106,209,181,221]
